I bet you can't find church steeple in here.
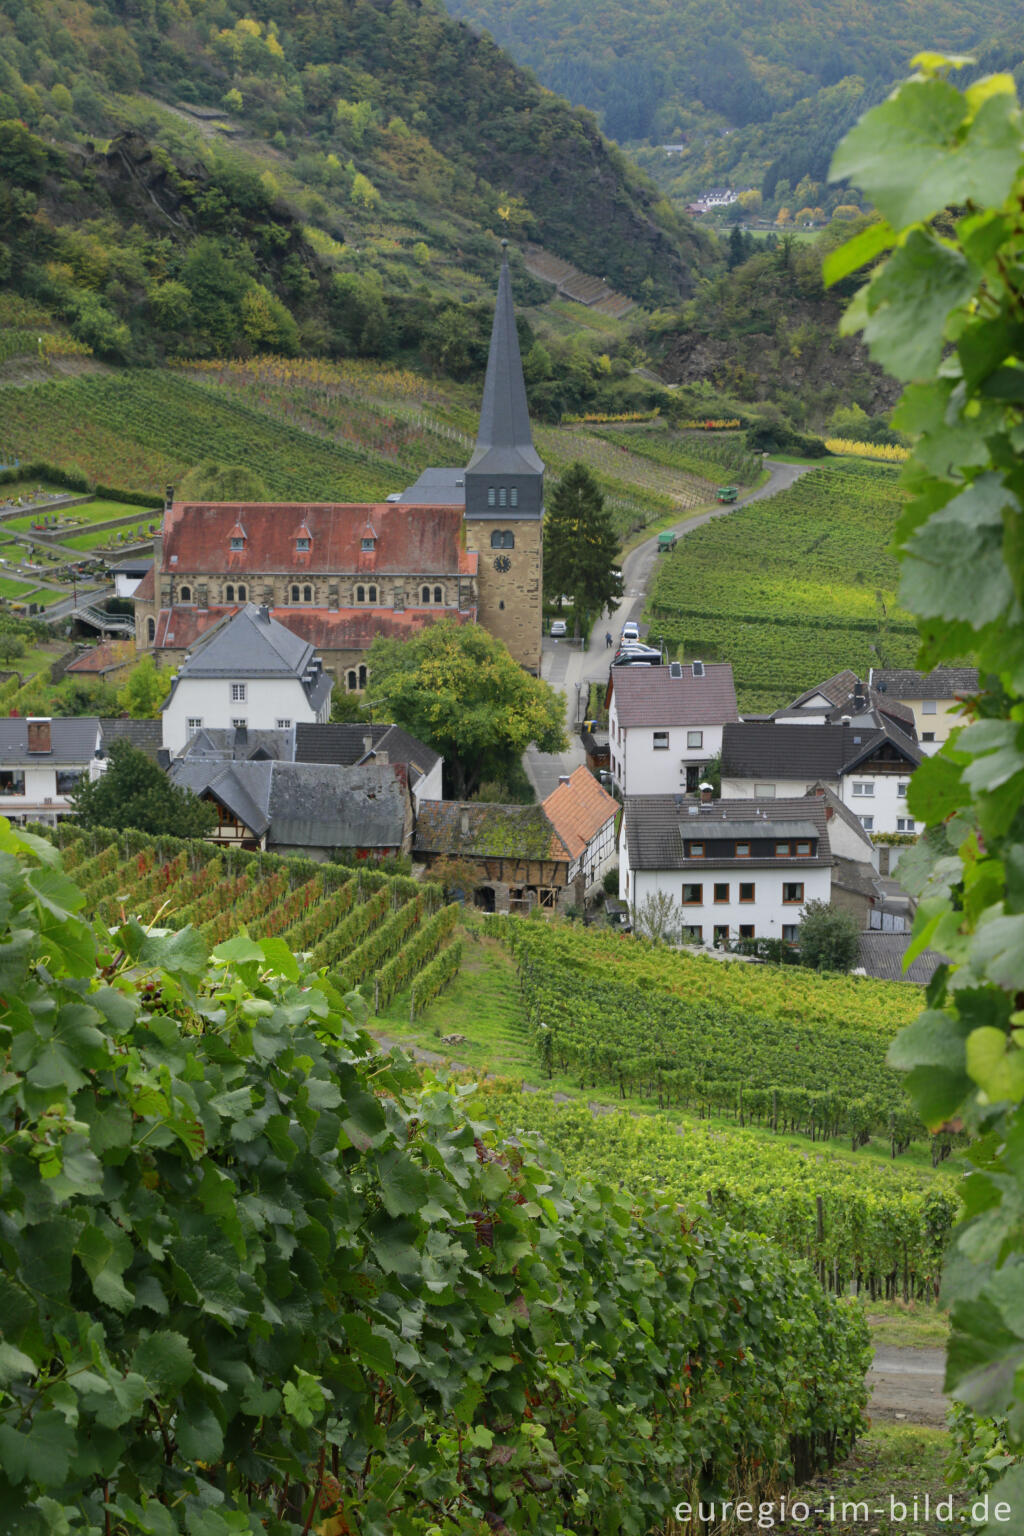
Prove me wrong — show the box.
[464,242,544,518]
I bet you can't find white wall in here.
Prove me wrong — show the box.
[720,775,825,800]
[621,859,832,946]
[163,675,330,754]
[0,751,105,822]
[839,772,916,836]
[411,756,444,810]
[575,814,617,887]
[609,714,725,796]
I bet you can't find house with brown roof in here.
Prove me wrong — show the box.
[607,662,739,797]
[542,766,618,891]
[868,666,979,754]
[413,801,574,913]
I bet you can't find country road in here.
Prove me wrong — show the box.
[524,458,812,797]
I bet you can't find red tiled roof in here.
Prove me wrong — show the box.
[542,766,618,860]
[65,640,134,674]
[162,502,471,576]
[150,605,477,651]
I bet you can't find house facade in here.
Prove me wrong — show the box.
[868,666,979,754]
[720,721,922,836]
[414,801,573,912]
[162,605,332,756]
[619,796,835,946]
[607,662,739,796]
[0,717,105,825]
[541,766,618,891]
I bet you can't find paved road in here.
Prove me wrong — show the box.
[867,1345,947,1425]
[523,459,813,797]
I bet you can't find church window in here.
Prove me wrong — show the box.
[291,584,300,602]
[347,670,358,691]
[491,530,515,550]
[510,487,518,507]
[358,664,367,689]
[225,584,234,602]
[433,586,442,604]
[487,487,496,507]
[146,617,155,642]
[237,584,246,601]
[303,584,312,603]
[356,585,365,603]
[367,585,377,603]
[179,585,192,603]
[498,487,507,507]
[421,585,430,603]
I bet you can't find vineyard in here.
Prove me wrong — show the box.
[478,1085,959,1299]
[43,823,462,1016]
[489,919,942,1155]
[594,425,763,484]
[647,459,920,711]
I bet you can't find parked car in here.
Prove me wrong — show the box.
[621,620,640,643]
[610,652,657,667]
[614,643,660,661]
[550,619,567,637]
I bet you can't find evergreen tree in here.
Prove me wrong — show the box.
[71,740,216,839]
[542,462,622,630]
[727,223,746,269]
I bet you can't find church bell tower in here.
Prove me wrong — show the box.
[463,243,544,672]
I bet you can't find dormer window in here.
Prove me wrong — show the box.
[296,537,310,552]
[230,538,243,551]
[361,537,376,552]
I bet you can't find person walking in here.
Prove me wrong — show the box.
[605,631,612,648]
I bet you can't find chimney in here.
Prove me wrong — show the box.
[700,785,713,804]
[460,809,470,836]
[257,605,271,623]
[558,774,570,786]
[27,717,52,754]
[363,734,373,754]
[164,484,174,514]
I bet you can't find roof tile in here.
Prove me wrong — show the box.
[542,766,618,860]
[610,663,738,728]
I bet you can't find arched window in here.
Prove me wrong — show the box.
[358,664,367,689]
[487,487,496,507]
[146,617,155,642]
[179,585,192,603]
[421,585,430,604]
[498,487,507,507]
[303,584,312,603]
[347,670,358,691]
[237,584,246,601]
[225,584,234,602]
[510,487,518,507]
[356,585,365,603]
[504,530,515,549]
[433,586,442,604]
[491,530,515,550]
[291,584,300,603]
[368,585,377,603]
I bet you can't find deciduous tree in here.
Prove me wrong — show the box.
[365,618,567,797]
[795,899,860,972]
[72,739,216,838]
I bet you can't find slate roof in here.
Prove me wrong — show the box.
[721,721,921,779]
[869,666,980,699]
[0,717,101,767]
[857,932,947,985]
[414,802,571,863]
[99,718,163,763]
[177,603,315,679]
[803,784,875,851]
[610,663,739,728]
[294,723,440,785]
[168,760,410,848]
[774,671,916,733]
[791,669,860,708]
[542,766,618,860]
[466,252,544,481]
[179,727,295,762]
[623,796,833,871]
[161,501,470,576]
[396,467,466,506]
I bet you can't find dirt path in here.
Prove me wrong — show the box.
[867,1346,947,1426]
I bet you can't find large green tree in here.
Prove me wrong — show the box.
[795,899,860,972]
[542,462,622,630]
[828,56,1024,1524]
[115,654,167,719]
[71,739,216,838]
[365,618,567,797]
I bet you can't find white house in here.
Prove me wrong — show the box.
[0,716,105,825]
[720,720,922,836]
[542,765,619,892]
[869,666,979,754]
[619,795,835,946]
[162,604,333,756]
[607,662,739,797]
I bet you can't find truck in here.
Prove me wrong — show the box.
[716,485,739,503]
[657,530,677,554]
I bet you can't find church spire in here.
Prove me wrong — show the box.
[467,242,544,479]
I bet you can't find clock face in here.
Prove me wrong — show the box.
[494,554,511,573]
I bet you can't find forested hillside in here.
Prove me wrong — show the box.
[0,0,710,371]
[444,0,1023,213]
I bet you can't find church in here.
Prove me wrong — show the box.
[132,247,545,681]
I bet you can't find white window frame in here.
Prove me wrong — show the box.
[231,718,247,730]
[859,815,875,831]
[231,683,247,703]
[897,817,916,833]
[276,719,292,729]
[755,783,776,798]
[187,717,203,732]
[687,730,703,748]
[897,781,909,798]
[653,731,669,750]
[851,781,874,797]
[921,699,937,714]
